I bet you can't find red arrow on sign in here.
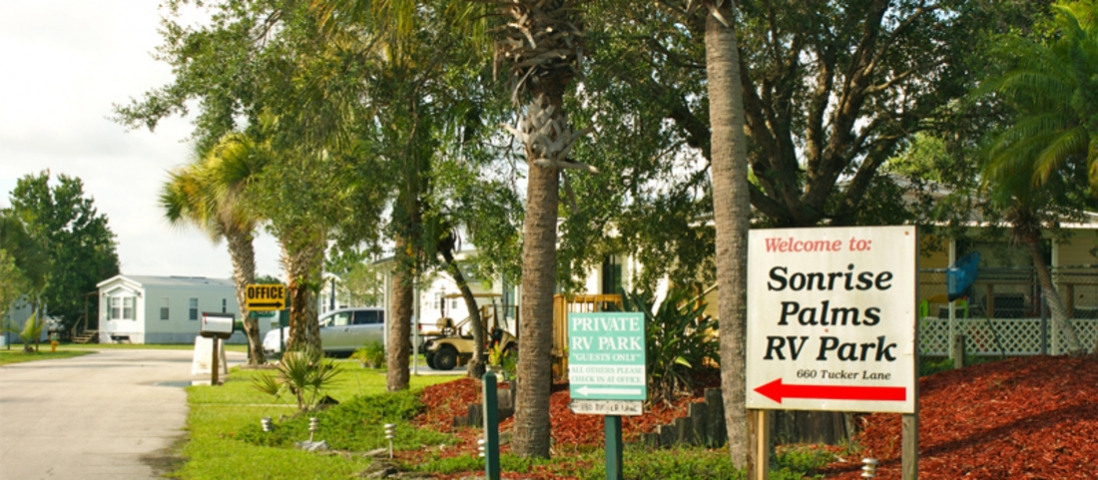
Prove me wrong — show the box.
[754,378,906,404]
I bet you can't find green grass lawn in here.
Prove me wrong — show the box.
[175,364,462,480]
[174,361,834,479]
[0,348,94,366]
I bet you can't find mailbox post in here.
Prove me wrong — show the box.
[200,312,235,385]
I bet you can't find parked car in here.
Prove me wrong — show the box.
[263,307,383,357]
[262,307,423,357]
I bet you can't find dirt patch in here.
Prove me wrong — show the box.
[820,355,1098,479]
[140,434,187,478]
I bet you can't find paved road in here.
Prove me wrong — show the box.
[0,348,244,480]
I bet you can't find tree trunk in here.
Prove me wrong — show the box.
[387,236,412,392]
[705,2,751,468]
[440,241,486,378]
[512,91,562,459]
[226,228,265,365]
[283,241,324,353]
[1023,232,1084,355]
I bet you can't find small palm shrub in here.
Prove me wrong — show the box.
[621,288,718,404]
[1,310,46,353]
[352,341,386,368]
[253,346,340,412]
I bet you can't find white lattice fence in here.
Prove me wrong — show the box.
[919,317,1098,356]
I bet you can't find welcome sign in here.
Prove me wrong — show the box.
[746,226,917,414]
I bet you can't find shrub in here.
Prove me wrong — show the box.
[352,341,386,369]
[253,346,341,412]
[621,288,718,403]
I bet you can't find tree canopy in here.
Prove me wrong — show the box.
[5,171,119,330]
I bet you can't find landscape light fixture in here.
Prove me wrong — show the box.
[384,423,396,459]
[861,458,879,478]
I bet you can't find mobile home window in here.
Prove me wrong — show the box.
[160,298,170,320]
[110,296,136,320]
[189,298,199,320]
[222,298,227,313]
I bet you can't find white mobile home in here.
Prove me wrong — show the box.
[96,275,268,344]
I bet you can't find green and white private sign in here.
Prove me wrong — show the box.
[568,312,647,402]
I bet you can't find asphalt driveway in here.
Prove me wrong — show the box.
[0,348,244,479]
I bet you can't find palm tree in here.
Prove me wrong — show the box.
[488,0,596,458]
[311,0,589,456]
[161,133,267,364]
[980,1,1098,355]
[700,0,752,467]
[983,1,1098,191]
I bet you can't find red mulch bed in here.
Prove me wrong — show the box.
[411,374,716,470]
[409,357,1098,479]
[820,355,1098,479]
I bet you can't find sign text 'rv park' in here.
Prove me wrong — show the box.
[746,226,917,414]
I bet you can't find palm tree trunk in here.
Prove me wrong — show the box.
[1023,232,1084,355]
[387,236,412,392]
[226,229,265,365]
[283,241,324,353]
[705,2,751,468]
[512,91,562,459]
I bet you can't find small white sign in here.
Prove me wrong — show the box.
[569,400,643,416]
[746,226,917,414]
[191,337,229,376]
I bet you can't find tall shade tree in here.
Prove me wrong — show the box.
[567,0,1052,445]
[7,172,119,332]
[117,0,391,354]
[0,208,50,316]
[309,0,501,389]
[161,133,267,364]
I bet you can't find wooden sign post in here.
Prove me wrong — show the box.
[745,226,920,479]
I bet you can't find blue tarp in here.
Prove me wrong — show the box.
[947,251,981,301]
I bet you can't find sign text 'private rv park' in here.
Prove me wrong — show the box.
[568,312,646,414]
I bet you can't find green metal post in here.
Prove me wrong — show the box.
[482,371,501,480]
[606,415,623,480]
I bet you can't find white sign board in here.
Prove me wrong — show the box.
[569,400,644,416]
[568,312,647,402]
[191,336,229,376]
[746,226,917,414]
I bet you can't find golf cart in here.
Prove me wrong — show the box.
[423,293,518,371]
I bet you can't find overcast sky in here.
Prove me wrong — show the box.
[0,1,282,280]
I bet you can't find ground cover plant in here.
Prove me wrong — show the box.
[820,355,1098,479]
[175,363,461,480]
